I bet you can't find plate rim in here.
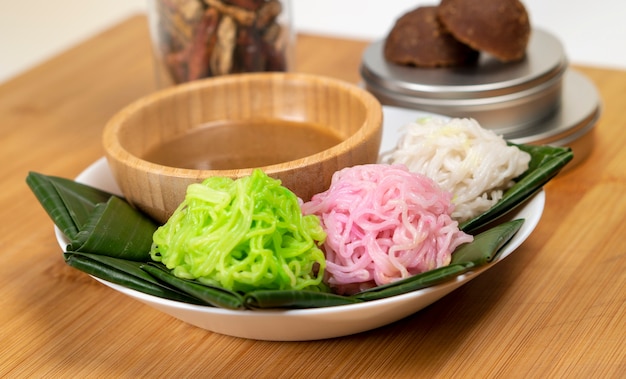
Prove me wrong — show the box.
[52,107,546,339]
[56,157,544,318]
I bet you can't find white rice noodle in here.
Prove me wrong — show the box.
[380,117,531,222]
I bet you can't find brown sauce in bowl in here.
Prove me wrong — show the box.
[142,119,344,170]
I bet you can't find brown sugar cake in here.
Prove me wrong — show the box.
[437,0,531,62]
[384,6,479,67]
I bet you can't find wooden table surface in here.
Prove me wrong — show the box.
[1,15,624,378]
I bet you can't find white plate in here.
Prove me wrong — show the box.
[55,107,545,341]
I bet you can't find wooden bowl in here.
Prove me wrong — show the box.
[102,72,383,223]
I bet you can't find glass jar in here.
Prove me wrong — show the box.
[147,0,294,87]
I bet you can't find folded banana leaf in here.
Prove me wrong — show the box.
[244,288,362,309]
[65,251,204,304]
[142,263,245,310]
[27,172,157,261]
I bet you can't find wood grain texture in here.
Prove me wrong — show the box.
[1,15,624,378]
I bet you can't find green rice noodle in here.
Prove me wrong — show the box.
[150,170,327,293]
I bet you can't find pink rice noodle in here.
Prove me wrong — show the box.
[302,164,473,295]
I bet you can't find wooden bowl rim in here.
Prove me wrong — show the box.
[102,72,383,178]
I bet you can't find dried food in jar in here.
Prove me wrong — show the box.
[151,0,290,84]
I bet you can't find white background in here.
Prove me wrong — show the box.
[1,0,625,84]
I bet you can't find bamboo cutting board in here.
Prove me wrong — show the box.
[0,15,624,378]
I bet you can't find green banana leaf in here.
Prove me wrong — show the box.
[142,263,245,310]
[27,172,111,240]
[451,219,524,266]
[64,251,203,304]
[69,196,156,261]
[244,289,362,309]
[27,172,157,261]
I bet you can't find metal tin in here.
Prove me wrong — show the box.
[361,29,568,134]
[361,29,601,168]
[507,69,600,169]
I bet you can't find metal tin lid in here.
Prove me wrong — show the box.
[361,29,569,133]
